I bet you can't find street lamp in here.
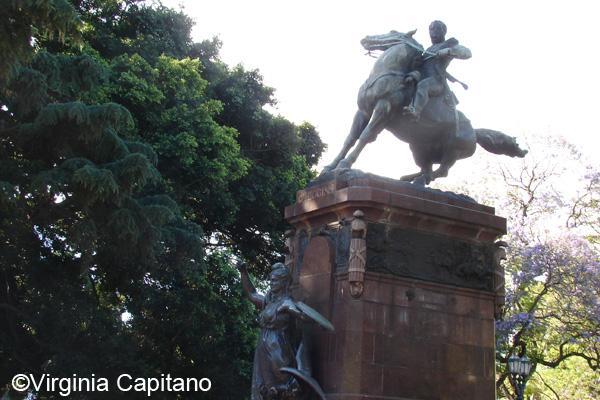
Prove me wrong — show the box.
[507,352,532,400]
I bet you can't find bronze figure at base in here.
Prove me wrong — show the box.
[237,262,332,400]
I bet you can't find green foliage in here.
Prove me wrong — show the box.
[0,0,82,81]
[534,358,600,399]
[1,1,324,398]
[203,62,325,273]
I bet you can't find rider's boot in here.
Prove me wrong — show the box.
[403,105,421,121]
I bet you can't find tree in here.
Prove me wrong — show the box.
[438,135,600,399]
[67,0,325,274]
[1,1,324,398]
[530,357,600,399]
[0,4,217,396]
[208,64,323,268]
[0,0,82,82]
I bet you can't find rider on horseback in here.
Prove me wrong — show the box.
[320,23,527,185]
[403,20,471,120]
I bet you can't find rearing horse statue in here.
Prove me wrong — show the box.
[321,30,527,185]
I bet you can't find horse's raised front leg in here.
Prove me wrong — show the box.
[320,110,370,175]
[337,99,393,169]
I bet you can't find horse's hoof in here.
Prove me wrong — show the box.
[319,165,334,176]
[412,176,426,186]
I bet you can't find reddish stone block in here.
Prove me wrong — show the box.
[418,218,447,236]
[286,176,504,400]
[359,362,384,396]
[448,293,478,317]
[476,377,497,399]
[388,213,423,229]
[382,366,441,399]
[329,330,344,364]
[385,305,413,337]
[354,331,375,366]
[448,315,486,347]
[344,300,364,332]
[300,236,335,277]
[322,361,343,393]
[479,230,505,244]
[413,309,450,342]
[361,276,381,303]
[480,296,496,318]
[373,334,400,366]
[361,302,385,333]
[444,343,486,376]
[331,301,348,334]
[447,224,480,240]
[299,274,334,303]
[378,277,395,303]
[340,360,362,393]
[483,347,496,378]
[418,290,449,311]
[334,277,351,301]
[392,283,416,308]
[334,187,349,204]
[440,373,479,400]
[313,331,331,360]
[481,319,496,349]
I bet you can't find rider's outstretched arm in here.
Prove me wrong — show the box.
[450,45,472,60]
[437,45,472,60]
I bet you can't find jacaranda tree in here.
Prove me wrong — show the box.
[439,134,600,399]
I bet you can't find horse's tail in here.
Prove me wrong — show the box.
[475,129,528,158]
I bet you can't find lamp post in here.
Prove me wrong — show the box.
[507,352,532,400]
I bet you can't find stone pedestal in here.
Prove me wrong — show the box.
[284,171,506,400]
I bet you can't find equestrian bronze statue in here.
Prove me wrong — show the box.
[321,21,527,185]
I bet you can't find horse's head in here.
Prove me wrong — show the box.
[360,29,422,52]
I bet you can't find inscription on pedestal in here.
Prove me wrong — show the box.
[297,182,336,202]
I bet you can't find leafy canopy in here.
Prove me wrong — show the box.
[0,1,324,399]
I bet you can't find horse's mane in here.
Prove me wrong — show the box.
[360,29,423,53]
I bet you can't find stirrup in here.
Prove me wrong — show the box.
[403,105,420,120]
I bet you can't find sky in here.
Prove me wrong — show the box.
[161,0,599,187]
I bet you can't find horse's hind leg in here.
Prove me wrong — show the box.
[337,99,393,169]
[321,110,370,175]
[415,162,454,186]
[401,166,432,183]
[416,124,476,185]
[400,146,432,183]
